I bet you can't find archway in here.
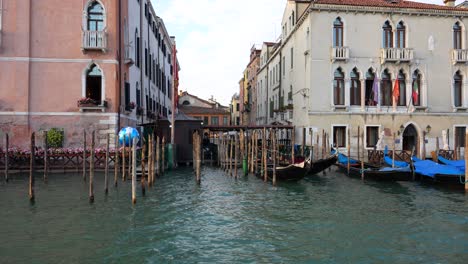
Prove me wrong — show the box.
[402,124,418,154]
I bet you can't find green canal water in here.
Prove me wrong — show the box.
[0,167,467,263]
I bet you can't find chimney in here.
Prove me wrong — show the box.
[444,0,455,7]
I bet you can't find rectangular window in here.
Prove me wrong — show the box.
[211,116,219,126]
[290,48,294,69]
[236,103,239,111]
[136,88,141,107]
[366,126,379,148]
[136,37,140,68]
[333,126,347,148]
[455,126,466,148]
[145,48,148,76]
[283,56,286,76]
[223,116,228,125]
[203,116,209,125]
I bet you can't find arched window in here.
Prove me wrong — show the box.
[454,71,463,107]
[382,21,393,48]
[334,68,345,105]
[381,69,392,106]
[397,70,406,106]
[365,69,376,106]
[333,18,343,47]
[87,2,104,31]
[396,21,406,48]
[453,22,462,49]
[412,70,422,106]
[350,68,360,106]
[86,64,102,104]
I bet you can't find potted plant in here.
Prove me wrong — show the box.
[125,101,135,111]
[77,97,97,107]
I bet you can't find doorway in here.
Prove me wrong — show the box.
[402,124,418,155]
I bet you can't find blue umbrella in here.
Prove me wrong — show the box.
[118,127,140,147]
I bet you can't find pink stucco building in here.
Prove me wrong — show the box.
[0,0,178,147]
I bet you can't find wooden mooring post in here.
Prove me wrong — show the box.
[263,128,268,182]
[234,134,238,178]
[141,138,146,196]
[272,130,277,186]
[162,137,166,175]
[122,135,126,181]
[196,132,201,184]
[5,133,8,182]
[132,137,137,204]
[156,136,160,177]
[89,131,95,203]
[465,132,467,192]
[148,134,153,187]
[302,127,306,157]
[104,134,109,194]
[128,135,132,179]
[361,132,365,180]
[29,132,35,202]
[114,135,119,187]
[83,130,87,182]
[347,128,351,176]
[392,133,396,168]
[291,127,295,163]
[357,127,360,162]
[43,131,48,182]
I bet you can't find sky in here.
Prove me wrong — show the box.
[152,0,462,106]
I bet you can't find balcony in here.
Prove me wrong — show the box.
[82,30,107,52]
[380,48,414,64]
[331,47,349,62]
[452,49,468,64]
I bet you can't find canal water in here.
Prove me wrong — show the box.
[0,167,467,263]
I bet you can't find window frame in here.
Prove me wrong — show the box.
[396,21,406,49]
[381,69,392,106]
[454,125,467,149]
[365,125,381,149]
[332,125,348,149]
[453,22,462,50]
[382,21,393,48]
[397,70,406,106]
[350,68,360,106]
[334,68,345,106]
[333,17,344,48]
[454,71,463,107]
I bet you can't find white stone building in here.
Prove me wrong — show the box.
[256,0,468,158]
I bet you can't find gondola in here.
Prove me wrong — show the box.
[256,160,310,182]
[412,157,466,187]
[336,153,413,181]
[307,154,338,175]
[438,155,466,172]
[267,160,310,181]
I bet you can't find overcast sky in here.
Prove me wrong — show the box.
[152,0,462,105]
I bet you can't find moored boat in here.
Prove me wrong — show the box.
[336,153,413,181]
[307,154,338,175]
[412,157,466,187]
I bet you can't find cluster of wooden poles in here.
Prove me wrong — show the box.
[203,127,332,185]
[4,130,168,204]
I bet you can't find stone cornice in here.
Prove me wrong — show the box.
[310,3,468,17]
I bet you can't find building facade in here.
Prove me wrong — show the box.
[230,93,241,125]
[254,0,468,158]
[178,91,230,126]
[0,0,178,147]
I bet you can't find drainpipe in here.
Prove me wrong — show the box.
[140,1,144,126]
[117,0,122,132]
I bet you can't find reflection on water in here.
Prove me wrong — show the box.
[0,167,467,263]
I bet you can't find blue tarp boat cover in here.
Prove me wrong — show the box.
[383,146,409,168]
[411,157,464,178]
[438,156,466,171]
[379,166,411,172]
[337,153,359,165]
